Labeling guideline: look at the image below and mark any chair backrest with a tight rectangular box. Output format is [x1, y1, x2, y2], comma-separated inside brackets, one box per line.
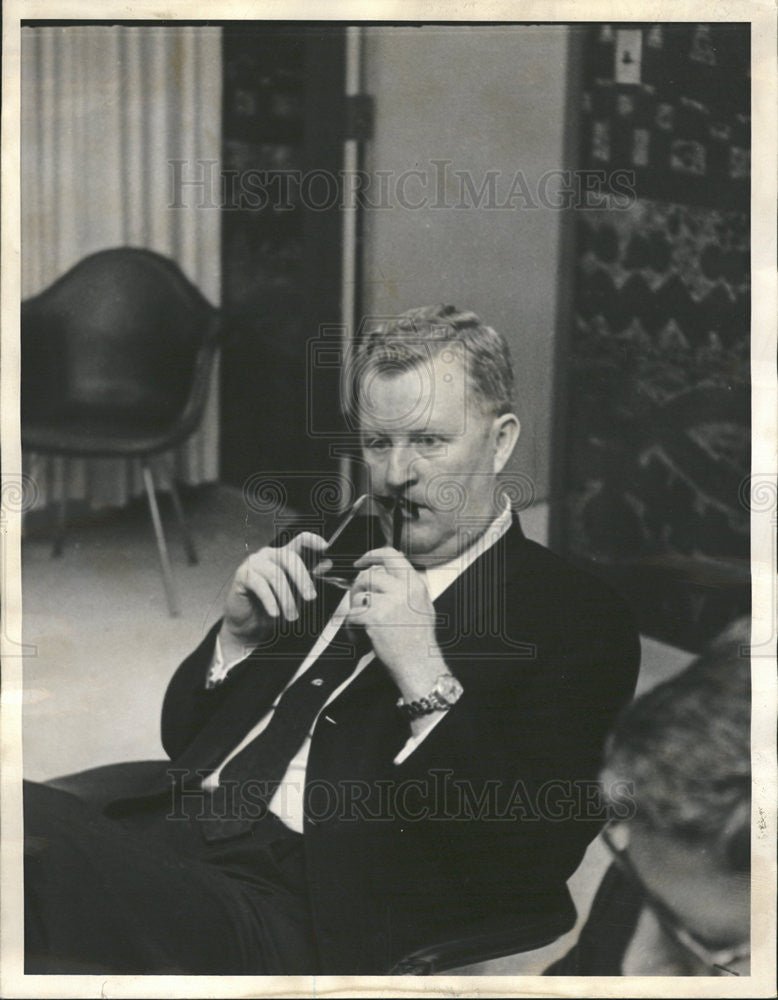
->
[22, 248, 218, 424]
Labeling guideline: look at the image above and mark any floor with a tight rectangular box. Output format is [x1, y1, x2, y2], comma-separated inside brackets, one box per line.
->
[19, 484, 695, 975]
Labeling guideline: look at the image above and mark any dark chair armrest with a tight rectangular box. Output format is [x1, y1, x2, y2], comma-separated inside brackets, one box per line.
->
[390, 896, 577, 975]
[46, 760, 170, 812]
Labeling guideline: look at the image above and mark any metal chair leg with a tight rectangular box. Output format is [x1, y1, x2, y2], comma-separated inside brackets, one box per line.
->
[52, 456, 68, 557]
[168, 478, 198, 565]
[142, 463, 179, 617]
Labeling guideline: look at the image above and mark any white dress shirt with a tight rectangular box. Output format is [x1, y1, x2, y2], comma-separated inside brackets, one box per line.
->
[202, 505, 513, 832]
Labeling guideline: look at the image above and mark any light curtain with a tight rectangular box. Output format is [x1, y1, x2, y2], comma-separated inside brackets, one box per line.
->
[21, 24, 222, 510]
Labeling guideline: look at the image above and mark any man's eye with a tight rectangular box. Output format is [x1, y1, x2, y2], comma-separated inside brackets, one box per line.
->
[414, 435, 442, 450]
[364, 437, 389, 451]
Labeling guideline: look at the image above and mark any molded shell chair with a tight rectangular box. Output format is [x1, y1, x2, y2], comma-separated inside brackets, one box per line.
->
[22, 247, 220, 615]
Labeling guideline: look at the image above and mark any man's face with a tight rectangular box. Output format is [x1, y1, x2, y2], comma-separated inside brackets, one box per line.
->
[357, 352, 508, 565]
[612, 820, 750, 976]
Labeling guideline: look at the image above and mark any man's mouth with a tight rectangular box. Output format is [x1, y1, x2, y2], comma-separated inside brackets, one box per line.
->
[396, 496, 422, 519]
[375, 495, 424, 520]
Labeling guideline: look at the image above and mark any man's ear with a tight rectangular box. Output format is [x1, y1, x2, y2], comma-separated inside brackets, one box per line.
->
[491, 413, 520, 474]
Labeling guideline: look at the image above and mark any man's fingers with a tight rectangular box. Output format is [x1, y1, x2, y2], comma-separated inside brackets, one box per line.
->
[311, 557, 333, 578]
[353, 547, 410, 574]
[289, 531, 329, 554]
[351, 566, 392, 596]
[273, 547, 317, 602]
[226, 534, 328, 629]
[345, 584, 377, 619]
[240, 574, 280, 619]
[344, 599, 372, 624]
[246, 558, 299, 621]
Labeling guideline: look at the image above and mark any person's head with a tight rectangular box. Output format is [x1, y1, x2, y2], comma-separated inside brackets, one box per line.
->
[601, 618, 751, 974]
[352, 305, 520, 565]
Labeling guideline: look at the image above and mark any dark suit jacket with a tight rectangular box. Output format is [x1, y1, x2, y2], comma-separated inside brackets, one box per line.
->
[122, 515, 640, 973]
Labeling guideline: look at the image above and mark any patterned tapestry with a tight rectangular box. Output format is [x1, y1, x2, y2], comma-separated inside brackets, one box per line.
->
[557, 24, 750, 651]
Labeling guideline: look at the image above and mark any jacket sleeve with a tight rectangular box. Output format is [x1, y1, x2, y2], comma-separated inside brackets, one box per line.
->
[160, 617, 281, 761]
[396, 573, 639, 774]
[388, 575, 641, 889]
[160, 619, 225, 759]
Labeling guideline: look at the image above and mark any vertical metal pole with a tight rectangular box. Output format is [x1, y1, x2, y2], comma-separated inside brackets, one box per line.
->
[548, 26, 585, 554]
[168, 475, 199, 565]
[142, 462, 179, 617]
[338, 25, 363, 510]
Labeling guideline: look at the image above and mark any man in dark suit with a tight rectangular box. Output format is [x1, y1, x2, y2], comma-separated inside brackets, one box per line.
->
[25, 305, 640, 974]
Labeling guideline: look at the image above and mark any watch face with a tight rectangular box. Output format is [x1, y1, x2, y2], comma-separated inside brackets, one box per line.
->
[436, 674, 463, 704]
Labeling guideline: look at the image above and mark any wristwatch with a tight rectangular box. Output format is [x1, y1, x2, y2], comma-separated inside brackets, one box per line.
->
[397, 673, 464, 720]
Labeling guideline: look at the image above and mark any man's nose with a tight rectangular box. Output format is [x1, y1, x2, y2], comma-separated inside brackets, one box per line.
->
[385, 444, 418, 492]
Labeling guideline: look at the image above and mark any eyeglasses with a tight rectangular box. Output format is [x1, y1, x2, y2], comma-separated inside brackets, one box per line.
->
[601, 822, 750, 976]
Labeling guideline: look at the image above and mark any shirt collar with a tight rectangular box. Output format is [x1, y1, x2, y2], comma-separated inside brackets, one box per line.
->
[422, 504, 514, 602]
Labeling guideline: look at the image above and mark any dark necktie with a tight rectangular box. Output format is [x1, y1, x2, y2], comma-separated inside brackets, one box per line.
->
[198, 622, 370, 842]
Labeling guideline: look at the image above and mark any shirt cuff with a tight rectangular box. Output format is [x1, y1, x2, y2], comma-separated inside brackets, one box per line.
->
[205, 632, 245, 689]
[392, 710, 449, 765]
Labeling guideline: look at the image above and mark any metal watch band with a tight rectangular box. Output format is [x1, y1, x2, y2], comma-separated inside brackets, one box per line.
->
[396, 674, 463, 720]
[396, 693, 449, 720]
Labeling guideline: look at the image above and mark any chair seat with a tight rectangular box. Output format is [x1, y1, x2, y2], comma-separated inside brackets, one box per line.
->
[23, 409, 185, 458]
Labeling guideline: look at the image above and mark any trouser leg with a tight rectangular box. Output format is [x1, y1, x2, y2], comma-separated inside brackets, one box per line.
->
[24, 781, 315, 975]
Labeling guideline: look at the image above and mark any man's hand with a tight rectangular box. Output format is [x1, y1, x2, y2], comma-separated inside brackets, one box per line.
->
[220, 532, 329, 660]
[347, 547, 448, 704]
